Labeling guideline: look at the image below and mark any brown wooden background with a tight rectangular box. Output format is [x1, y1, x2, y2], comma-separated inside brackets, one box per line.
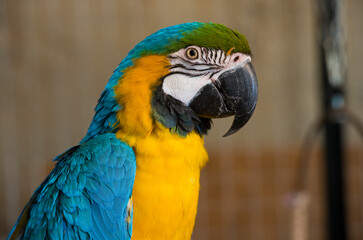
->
[1, 0, 363, 239]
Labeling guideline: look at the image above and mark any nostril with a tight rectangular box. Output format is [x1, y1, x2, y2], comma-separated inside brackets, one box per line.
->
[233, 56, 240, 62]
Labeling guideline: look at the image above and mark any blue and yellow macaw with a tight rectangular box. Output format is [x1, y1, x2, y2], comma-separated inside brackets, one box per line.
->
[8, 22, 258, 240]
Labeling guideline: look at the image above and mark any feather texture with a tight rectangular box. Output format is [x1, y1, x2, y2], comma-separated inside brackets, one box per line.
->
[8, 134, 136, 240]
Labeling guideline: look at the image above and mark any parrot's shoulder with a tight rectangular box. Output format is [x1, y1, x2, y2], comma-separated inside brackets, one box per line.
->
[8, 133, 136, 240]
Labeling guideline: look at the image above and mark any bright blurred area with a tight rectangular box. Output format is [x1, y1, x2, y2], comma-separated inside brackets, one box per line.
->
[0, 0, 363, 239]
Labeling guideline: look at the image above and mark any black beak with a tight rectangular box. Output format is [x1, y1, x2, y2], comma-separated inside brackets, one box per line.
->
[189, 62, 258, 137]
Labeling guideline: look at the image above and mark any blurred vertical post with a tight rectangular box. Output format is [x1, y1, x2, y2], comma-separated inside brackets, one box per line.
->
[317, 0, 347, 240]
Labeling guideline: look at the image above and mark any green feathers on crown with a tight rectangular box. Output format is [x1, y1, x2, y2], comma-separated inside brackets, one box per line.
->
[136, 22, 251, 59]
[174, 23, 251, 55]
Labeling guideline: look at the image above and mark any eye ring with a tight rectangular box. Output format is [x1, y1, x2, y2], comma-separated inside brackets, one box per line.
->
[186, 48, 199, 60]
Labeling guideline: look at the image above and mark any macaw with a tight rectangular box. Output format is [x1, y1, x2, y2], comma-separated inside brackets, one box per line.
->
[8, 22, 258, 240]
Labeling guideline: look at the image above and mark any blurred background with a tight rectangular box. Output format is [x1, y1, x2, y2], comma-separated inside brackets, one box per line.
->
[0, 0, 362, 239]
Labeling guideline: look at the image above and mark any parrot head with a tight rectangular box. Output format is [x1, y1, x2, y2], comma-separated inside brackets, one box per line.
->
[83, 22, 258, 143]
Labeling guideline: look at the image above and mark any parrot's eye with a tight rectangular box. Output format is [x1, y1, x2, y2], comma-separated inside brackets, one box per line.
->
[186, 48, 199, 60]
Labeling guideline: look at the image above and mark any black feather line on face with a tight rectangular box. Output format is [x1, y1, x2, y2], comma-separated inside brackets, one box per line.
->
[151, 85, 211, 137]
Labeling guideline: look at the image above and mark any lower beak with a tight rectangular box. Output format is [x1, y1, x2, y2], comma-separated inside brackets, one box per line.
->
[189, 62, 258, 137]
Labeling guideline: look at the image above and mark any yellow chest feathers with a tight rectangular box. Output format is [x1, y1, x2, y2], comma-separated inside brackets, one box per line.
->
[126, 130, 208, 240]
[114, 55, 209, 239]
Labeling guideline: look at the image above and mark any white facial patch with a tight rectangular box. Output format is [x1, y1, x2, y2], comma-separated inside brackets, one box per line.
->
[162, 74, 211, 105]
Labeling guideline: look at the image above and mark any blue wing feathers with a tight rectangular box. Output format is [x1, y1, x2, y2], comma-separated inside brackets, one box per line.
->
[8, 133, 136, 240]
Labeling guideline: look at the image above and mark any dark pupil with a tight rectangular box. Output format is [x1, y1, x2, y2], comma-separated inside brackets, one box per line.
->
[189, 50, 196, 57]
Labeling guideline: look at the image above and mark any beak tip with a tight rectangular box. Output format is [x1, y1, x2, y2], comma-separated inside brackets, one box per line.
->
[222, 105, 257, 137]
[222, 129, 236, 137]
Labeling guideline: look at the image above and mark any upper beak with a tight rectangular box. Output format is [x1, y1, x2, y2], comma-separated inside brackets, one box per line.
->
[189, 61, 258, 136]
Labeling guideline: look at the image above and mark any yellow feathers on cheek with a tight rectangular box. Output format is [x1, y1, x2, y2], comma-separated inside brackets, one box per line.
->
[114, 55, 170, 137]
